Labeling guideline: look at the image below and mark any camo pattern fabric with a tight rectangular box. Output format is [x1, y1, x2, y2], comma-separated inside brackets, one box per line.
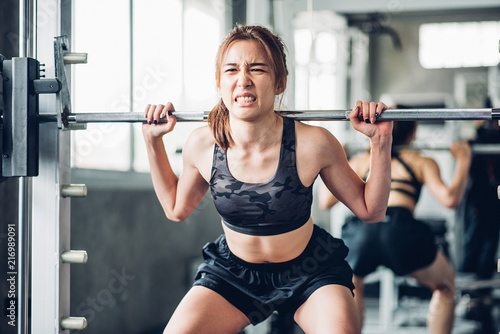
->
[209, 117, 313, 236]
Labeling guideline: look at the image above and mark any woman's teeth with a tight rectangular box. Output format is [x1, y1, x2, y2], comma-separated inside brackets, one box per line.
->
[236, 96, 256, 103]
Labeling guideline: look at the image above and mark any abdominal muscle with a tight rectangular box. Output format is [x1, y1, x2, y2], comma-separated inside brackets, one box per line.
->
[222, 217, 315, 264]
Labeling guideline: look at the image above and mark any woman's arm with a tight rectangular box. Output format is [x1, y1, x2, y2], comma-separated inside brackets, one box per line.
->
[143, 103, 209, 222]
[318, 179, 340, 210]
[319, 101, 393, 223]
[421, 142, 471, 208]
[318, 154, 369, 210]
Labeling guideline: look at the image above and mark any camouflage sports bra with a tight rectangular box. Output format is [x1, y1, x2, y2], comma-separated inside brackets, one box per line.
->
[209, 117, 314, 236]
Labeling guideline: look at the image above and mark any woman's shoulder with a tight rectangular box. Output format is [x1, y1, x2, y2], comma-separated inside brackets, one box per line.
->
[293, 121, 346, 167]
[294, 121, 339, 145]
[399, 150, 434, 164]
[188, 125, 213, 140]
[398, 150, 438, 179]
[184, 126, 215, 152]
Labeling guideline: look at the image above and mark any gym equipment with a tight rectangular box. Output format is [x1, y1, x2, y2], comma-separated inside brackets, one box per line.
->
[37, 107, 500, 125]
[2, 89, 500, 178]
[0, 34, 86, 178]
[343, 143, 500, 155]
[395, 143, 500, 154]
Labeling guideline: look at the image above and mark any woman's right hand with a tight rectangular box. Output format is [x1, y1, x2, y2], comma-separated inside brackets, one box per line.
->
[142, 102, 178, 141]
[348, 101, 393, 140]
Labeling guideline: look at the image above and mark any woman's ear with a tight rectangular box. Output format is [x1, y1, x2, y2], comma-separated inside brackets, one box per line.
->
[275, 80, 285, 95]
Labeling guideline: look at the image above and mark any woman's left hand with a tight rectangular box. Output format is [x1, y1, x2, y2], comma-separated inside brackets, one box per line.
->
[348, 100, 393, 138]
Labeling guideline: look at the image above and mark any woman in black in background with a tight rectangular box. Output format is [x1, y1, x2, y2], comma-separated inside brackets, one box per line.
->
[320, 118, 471, 334]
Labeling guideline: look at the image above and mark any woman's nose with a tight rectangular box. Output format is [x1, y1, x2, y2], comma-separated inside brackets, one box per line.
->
[237, 71, 251, 88]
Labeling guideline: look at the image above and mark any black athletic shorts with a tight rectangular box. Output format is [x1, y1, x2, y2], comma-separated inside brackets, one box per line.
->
[193, 224, 354, 325]
[341, 206, 438, 277]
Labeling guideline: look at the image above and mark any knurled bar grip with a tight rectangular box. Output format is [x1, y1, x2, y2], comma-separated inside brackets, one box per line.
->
[36, 108, 500, 124]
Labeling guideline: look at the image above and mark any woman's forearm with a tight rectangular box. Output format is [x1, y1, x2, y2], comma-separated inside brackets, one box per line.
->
[446, 159, 471, 208]
[363, 135, 393, 222]
[145, 136, 180, 219]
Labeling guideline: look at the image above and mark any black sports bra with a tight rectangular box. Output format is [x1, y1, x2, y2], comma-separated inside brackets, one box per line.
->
[209, 117, 313, 236]
[364, 154, 422, 202]
[390, 155, 422, 202]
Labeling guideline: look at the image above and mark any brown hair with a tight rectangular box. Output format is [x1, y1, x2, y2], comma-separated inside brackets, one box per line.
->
[391, 105, 417, 156]
[208, 25, 289, 150]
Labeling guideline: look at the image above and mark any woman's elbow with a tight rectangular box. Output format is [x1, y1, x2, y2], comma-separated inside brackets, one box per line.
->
[439, 191, 462, 209]
[441, 198, 460, 209]
[358, 210, 386, 224]
[163, 209, 188, 222]
[166, 215, 185, 223]
[363, 216, 384, 224]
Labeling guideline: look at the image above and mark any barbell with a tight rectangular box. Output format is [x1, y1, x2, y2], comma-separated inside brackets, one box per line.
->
[344, 143, 500, 155]
[3, 107, 500, 179]
[37, 107, 500, 124]
[3, 107, 496, 179]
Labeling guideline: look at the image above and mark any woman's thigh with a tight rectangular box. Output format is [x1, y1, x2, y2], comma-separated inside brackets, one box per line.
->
[164, 286, 250, 334]
[294, 285, 361, 334]
[409, 250, 455, 290]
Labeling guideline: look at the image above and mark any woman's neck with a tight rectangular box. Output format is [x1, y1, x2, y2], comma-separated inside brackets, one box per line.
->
[229, 113, 282, 151]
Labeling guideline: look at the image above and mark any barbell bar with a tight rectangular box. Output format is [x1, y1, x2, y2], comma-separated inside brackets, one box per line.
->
[35, 107, 500, 124]
[35, 110, 500, 154]
[345, 143, 500, 155]
[3, 107, 500, 179]
[396, 143, 500, 154]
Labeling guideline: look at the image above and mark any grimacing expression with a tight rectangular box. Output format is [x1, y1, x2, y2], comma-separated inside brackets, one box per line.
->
[218, 40, 279, 120]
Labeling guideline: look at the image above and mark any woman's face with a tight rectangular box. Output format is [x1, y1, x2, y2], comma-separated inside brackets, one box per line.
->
[218, 40, 278, 121]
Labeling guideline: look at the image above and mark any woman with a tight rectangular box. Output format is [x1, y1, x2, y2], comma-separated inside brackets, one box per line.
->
[320, 120, 471, 334]
[143, 25, 393, 334]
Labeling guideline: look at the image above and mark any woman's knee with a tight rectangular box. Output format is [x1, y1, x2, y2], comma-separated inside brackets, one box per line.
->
[353, 275, 364, 289]
[294, 285, 360, 333]
[412, 251, 454, 287]
[435, 257, 455, 292]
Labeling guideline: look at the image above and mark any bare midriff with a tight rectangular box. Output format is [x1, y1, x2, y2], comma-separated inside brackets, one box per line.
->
[222, 217, 314, 264]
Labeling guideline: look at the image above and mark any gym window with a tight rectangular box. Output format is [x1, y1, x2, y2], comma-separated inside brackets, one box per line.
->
[419, 21, 500, 69]
[71, 0, 226, 173]
[293, 10, 348, 111]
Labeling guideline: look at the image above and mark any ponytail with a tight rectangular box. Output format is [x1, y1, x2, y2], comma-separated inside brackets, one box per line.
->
[208, 98, 233, 151]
